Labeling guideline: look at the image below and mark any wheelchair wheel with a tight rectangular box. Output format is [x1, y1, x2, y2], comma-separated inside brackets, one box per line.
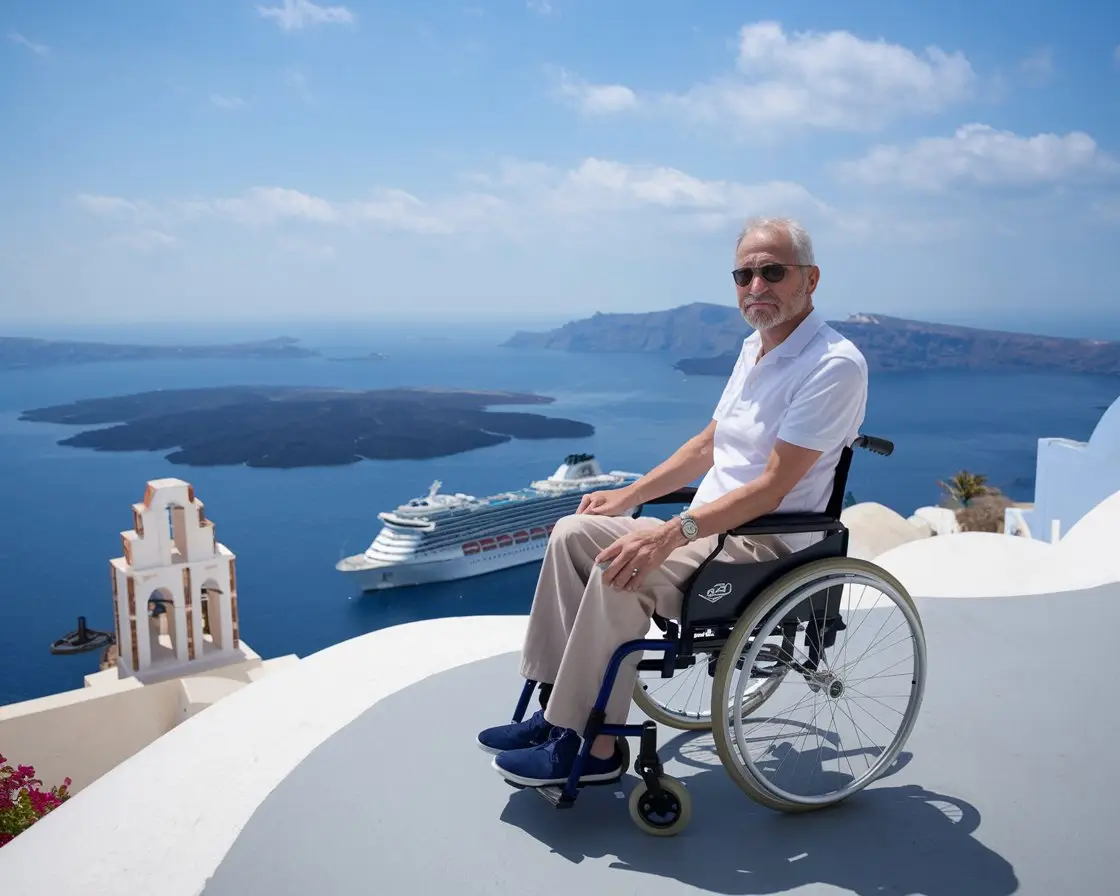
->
[627, 774, 692, 836]
[634, 648, 787, 731]
[711, 557, 926, 813]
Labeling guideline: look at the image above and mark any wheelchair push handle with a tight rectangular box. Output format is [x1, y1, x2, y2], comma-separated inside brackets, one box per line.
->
[855, 434, 894, 456]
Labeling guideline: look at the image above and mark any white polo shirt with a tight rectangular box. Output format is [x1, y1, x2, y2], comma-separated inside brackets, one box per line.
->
[690, 308, 868, 517]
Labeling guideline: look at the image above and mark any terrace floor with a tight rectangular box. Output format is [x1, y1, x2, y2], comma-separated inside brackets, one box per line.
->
[201, 584, 1120, 896]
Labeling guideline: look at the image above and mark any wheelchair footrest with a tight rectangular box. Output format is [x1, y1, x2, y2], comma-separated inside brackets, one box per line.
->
[535, 785, 576, 808]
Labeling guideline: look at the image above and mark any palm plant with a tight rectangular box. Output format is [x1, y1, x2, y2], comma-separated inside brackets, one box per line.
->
[937, 470, 991, 507]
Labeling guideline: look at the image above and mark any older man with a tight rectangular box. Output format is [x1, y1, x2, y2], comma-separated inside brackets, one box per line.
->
[478, 216, 869, 788]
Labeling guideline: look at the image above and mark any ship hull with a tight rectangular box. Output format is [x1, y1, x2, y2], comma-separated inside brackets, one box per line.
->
[339, 535, 550, 591]
[337, 456, 645, 593]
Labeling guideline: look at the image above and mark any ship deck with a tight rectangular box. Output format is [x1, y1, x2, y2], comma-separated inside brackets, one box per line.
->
[388, 474, 644, 519]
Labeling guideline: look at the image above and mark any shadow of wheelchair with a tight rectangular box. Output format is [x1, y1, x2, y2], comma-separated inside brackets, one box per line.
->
[498, 726, 1018, 896]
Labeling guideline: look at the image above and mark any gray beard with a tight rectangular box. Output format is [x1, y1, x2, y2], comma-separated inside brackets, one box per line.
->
[740, 284, 810, 331]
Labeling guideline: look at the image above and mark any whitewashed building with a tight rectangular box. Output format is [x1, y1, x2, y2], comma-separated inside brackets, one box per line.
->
[1006, 393, 1120, 542]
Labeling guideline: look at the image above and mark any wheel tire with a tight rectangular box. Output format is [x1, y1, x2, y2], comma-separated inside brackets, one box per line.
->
[710, 556, 926, 814]
[627, 775, 693, 836]
[633, 653, 786, 731]
[633, 677, 714, 731]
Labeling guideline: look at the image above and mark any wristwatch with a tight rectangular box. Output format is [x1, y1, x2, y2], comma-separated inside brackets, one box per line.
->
[678, 512, 701, 541]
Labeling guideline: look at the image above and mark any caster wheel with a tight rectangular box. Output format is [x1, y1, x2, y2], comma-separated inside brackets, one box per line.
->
[627, 775, 692, 836]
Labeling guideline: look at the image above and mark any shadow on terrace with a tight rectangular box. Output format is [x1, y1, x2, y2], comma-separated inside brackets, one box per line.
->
[500, 733, 1016, 896]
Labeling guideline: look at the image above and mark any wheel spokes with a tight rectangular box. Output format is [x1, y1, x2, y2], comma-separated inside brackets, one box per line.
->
[717, 566, 926, 809]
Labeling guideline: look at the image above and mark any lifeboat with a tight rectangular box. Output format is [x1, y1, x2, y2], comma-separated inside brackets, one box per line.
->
[462, 542, 481, 555]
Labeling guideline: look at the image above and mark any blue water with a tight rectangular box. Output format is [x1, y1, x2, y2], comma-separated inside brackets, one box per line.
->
[1, 322, 1117, 705]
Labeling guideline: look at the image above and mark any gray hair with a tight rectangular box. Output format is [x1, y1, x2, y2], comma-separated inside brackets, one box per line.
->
[735, 216, 815, 265]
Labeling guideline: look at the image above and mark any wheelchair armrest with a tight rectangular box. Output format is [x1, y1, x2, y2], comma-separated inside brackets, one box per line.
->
[639, 487, 697, 505]
[728, 511, 843, 536]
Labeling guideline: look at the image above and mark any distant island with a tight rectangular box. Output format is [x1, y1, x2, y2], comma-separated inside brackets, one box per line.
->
[329, 351, 387, 362]
[0, 335, 321, 369]
[502, 304, 1120, 376]
[19, 386, 594, 468]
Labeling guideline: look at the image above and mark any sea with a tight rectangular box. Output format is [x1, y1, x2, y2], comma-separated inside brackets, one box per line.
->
[1, 317, 1118, 706]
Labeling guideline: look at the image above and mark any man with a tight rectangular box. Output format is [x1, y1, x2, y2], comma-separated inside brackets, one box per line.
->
[477, 216, 868, 788]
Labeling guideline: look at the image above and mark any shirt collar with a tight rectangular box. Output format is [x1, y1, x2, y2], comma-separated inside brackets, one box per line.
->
[744, 308, 824, 359]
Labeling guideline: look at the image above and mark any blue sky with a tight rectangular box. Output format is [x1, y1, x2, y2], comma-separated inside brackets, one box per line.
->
[2, 0, 1119, 331]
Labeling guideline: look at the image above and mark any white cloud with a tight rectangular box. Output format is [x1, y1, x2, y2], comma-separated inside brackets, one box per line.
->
[836, 124, 1120, 190]
[111, 230, 177, 253]
[180, 187, 340, 227]
[8, 32, 48, 55]
[256, 0, 354, 31]
[527, 0, 553, 14]
[275, 236, 337, 260]
[74, 158, 832, 244]
[555, 21, 976, 137]
[1090, 196, 1120, 222]
[1019, 48, 1054, 86]
[210, 94, 245, 109]
[75, 194, 146, 216]
[554, 69, 636, 114]
[487, 158, 827, 227]
[285, 69, 311, 99]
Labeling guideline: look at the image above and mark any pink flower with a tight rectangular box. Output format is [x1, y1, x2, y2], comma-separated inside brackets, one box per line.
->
[0, 754, 71, 848]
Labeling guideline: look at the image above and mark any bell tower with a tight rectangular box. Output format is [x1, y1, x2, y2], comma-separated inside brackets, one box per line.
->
[109, 478, 242, 682]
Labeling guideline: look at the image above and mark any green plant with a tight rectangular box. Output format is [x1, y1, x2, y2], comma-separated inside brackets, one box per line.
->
[0, 753, 71, 847]
[937, 470, 992, 507]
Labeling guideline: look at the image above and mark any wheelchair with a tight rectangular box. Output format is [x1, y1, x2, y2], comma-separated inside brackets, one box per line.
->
[505, 434, 928, 836]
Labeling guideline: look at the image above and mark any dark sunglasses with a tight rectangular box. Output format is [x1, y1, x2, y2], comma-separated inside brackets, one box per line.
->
[732, 263, 809, 287]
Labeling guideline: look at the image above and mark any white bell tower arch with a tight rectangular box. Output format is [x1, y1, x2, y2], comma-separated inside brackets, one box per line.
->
[109, 478, 244, 682]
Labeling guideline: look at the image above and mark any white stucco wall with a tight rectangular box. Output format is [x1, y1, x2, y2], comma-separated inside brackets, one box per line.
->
[1021, 395, 1120, 542]
[0, 616, 530, 896]
[1054, 489, 1120, 586]
[0, 655, 298, 797]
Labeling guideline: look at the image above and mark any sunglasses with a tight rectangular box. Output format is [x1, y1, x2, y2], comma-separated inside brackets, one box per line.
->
[732, 263, 809, 287]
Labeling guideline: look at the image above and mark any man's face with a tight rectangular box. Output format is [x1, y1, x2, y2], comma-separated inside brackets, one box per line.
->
[733, 227, 818, 332]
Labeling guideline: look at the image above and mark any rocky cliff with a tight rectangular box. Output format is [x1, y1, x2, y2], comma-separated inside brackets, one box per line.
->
[502, 304, 1120, 376]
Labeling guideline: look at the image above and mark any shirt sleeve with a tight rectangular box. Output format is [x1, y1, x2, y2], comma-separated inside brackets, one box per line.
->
[778, 355, 867, 452]
[711, 346, 747, 421]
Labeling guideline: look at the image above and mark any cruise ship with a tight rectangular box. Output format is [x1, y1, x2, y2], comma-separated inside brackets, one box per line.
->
[336, 454, 643, 591]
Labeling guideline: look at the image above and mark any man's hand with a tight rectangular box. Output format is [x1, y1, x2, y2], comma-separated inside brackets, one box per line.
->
[577, 486, 637, 517]
[595, 520, 687, 591]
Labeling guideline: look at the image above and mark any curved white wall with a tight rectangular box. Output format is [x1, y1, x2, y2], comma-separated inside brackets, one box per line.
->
[0, 615, 530, 896]
[1027, 394, 1120, 543]
[1053, 489, 1120, 586]
[875, 532, 1067, 598]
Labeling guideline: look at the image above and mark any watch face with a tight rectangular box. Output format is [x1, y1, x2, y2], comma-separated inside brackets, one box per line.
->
[682, 516, 700, 539]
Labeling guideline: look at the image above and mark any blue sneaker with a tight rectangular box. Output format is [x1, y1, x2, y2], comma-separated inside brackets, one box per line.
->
[476, 709, 555, 755]
[491, 728, 624, 787]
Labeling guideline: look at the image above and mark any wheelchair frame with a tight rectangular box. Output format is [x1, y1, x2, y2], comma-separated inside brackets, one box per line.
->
[507, 433, 898, 829]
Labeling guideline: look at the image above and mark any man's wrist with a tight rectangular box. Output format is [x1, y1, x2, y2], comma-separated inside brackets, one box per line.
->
[662, 517, 690, 549]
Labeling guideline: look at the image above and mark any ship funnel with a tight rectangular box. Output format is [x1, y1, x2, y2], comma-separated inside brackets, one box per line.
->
[548, 453, 603, 481]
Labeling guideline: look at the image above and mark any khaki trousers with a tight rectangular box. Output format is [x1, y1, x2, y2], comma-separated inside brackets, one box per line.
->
[519, 512, 788, 732]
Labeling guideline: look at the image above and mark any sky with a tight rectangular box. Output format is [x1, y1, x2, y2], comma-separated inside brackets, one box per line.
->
[2, 0, 1119, 332]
